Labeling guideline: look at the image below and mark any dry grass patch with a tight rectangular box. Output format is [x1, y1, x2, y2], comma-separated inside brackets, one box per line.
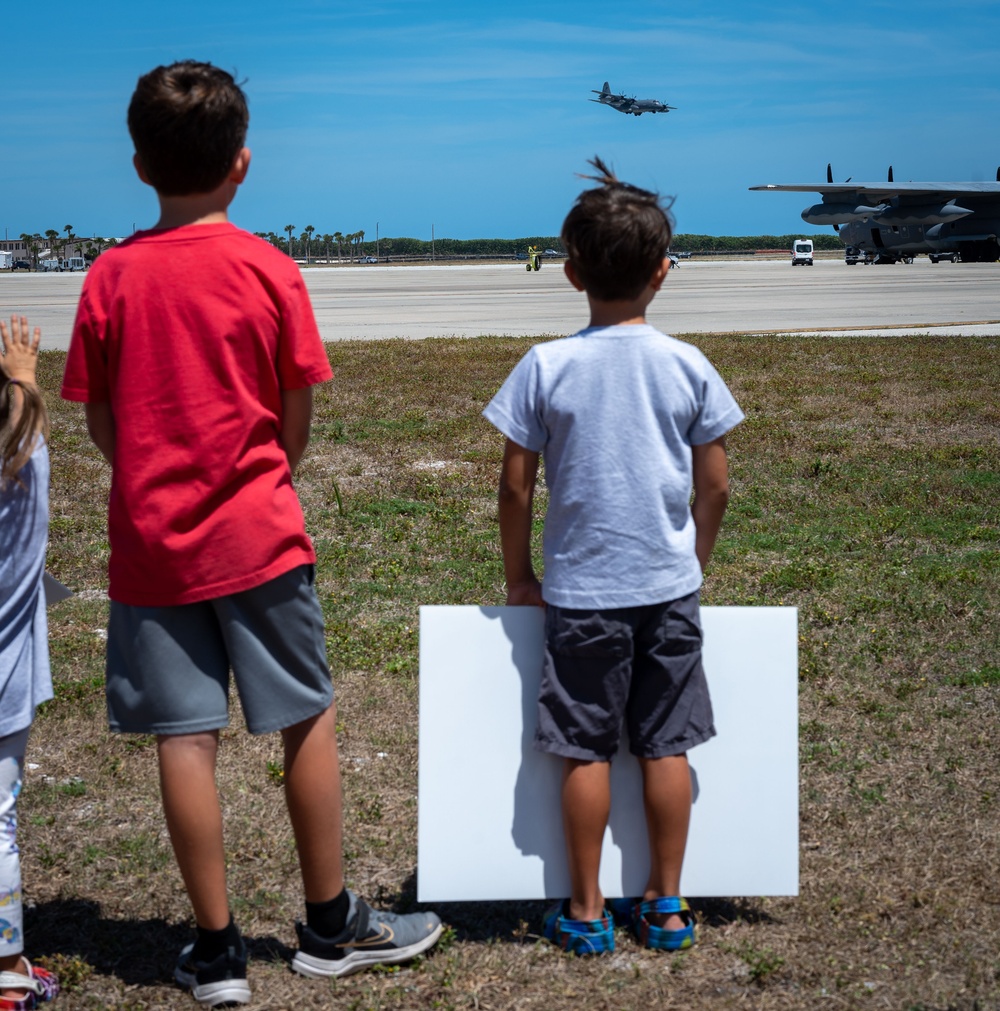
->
[23, 335, 1000, 1009]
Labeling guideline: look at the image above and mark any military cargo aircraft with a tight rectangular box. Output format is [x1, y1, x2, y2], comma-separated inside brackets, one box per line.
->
[750, 165, 1000, 263]
[590, 82, 675, 116]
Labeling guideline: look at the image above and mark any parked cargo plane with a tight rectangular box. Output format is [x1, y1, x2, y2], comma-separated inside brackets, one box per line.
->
[590, 82, 675, 116]
[751, 165, 1000, 263]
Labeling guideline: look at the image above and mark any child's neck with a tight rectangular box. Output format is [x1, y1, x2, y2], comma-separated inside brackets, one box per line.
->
[586, 293, 653, 328]
[587, 307, 648, 327]
[151, 188, 235, 230]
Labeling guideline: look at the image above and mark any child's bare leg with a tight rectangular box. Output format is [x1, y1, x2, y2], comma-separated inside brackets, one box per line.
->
[0, 955, 26, 1001]
[561, 758, 611, 921]
[157, 731, 230, 930]
[638, 753, 691, 930]
[281, 702, 344, 902]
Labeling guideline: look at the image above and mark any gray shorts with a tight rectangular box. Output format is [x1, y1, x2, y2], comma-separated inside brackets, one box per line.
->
[106, 564, 333, 736]
[534, 591, 716, 762]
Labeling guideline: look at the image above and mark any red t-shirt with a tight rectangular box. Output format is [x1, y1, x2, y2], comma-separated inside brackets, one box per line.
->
[61, 223, 333, 606]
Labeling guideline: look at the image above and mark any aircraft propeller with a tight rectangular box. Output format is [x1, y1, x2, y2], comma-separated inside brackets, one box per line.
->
[825, 164, 853, 230]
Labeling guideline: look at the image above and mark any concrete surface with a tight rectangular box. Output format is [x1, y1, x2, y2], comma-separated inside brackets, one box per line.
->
[2, 257, 998, 352]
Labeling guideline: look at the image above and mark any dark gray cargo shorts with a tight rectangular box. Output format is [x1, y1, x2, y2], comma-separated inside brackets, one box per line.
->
[534, 590, 716, 762]
[106, 564, 333, 736]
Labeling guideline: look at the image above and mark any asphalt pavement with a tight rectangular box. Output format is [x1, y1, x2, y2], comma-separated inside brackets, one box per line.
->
[3, 257, 998, 352]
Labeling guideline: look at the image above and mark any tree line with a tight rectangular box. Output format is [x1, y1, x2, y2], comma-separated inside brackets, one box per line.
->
[10, 227, 841, 267]
[254, 231, 843, 259]
[14, 227, 119, 266]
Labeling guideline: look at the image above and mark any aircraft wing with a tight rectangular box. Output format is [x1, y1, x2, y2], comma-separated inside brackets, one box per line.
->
[751, 172, 1000, 262]
[750, 181, 1000, 197]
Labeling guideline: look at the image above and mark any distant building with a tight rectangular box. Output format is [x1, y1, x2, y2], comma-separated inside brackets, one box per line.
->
[1, 236, 122, 265]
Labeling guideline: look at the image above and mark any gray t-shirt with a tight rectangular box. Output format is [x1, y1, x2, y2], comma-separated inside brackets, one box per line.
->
[0, 442, 53, 738]
[483, 325, 744, 609]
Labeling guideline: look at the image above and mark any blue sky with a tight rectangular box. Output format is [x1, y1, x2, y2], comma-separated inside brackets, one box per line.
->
[4, 1, 999, 242]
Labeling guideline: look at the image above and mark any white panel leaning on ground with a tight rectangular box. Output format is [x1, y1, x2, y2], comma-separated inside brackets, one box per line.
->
[418, 605, 798, 902]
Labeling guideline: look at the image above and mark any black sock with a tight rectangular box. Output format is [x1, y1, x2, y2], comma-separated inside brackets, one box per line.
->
[306, 889, 351, 938]
[191, 916, 241, 963]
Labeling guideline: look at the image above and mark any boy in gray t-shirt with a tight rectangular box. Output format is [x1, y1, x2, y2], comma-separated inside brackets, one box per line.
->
[483, 158, 744, 956]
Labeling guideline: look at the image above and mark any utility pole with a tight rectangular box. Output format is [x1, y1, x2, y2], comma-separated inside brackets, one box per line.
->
[376, 221, 379, 262]
[432, 224, 435, 262]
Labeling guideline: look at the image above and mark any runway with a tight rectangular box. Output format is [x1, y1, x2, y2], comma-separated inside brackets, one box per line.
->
[3, 257, 999, 352]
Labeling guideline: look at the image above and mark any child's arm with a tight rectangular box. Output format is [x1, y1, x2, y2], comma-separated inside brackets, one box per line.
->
[281, 386, 313, 474]
[84, 402, 116, 465]
[498, 438, 543, 607]
[691, 435, 731, 573]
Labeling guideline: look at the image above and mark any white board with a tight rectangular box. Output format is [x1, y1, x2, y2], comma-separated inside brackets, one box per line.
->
[418, 605, 798, 900]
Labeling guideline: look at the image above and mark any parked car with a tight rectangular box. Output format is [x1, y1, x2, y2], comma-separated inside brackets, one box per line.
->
[928, 251, 958, 263]
[844, 246, 864, 265]
[12, 259, 31, 271]
[360, 256, 378, 263]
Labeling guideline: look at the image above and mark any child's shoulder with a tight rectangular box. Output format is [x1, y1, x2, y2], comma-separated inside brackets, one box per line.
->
[88, 224, 299, 282]
[532, 324, 708, 366]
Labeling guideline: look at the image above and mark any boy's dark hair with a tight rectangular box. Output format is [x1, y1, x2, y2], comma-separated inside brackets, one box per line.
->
[561, 156, 674, 302]
[128, 61, 249, 196]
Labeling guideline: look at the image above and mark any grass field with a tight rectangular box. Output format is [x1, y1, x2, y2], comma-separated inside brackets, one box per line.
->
[23, 333, 1000, 1010]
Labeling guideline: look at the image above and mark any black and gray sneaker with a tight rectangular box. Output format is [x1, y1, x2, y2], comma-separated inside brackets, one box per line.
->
[174, 938, 251, 1007]
[292, 891, 443, 978]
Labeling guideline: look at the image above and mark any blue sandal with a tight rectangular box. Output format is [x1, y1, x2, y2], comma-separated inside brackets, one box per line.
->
[609, 896, 696, 951]
[542, 901, 615, 955]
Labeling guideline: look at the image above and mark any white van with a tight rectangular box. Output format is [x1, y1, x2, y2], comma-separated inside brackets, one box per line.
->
[62, 257, 87, 271]
[40, 259, 62, 272]
[791, 239, 814, 266]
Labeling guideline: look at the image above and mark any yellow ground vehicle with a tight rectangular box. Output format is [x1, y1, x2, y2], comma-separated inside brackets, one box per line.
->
[526, 246, 541, 271]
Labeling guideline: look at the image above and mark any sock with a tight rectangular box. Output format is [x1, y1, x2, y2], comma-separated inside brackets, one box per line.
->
[190, 916, 241, 963]
[306, 889, 351, 938]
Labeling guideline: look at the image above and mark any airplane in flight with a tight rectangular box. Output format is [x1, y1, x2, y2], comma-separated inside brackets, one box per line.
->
[590, 82, 675, 117]
[751, 165, 1000, 263]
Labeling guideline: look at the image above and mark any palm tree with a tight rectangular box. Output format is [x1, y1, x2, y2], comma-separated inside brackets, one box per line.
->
[333, 231, 343, 263]
[63, 224, 76, 258]
[321, 233, 333, 263]
[303, 225, 315, 264]
[284, 224, 296, 257]
[44, 229, 59, 260]
[19, 233, 37, 268]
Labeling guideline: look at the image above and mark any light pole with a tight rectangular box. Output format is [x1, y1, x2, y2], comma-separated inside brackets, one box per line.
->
[376, 221, 379, 262]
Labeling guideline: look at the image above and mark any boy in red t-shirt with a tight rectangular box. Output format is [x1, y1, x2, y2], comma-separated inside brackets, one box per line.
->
[61, 61, 441, 1007]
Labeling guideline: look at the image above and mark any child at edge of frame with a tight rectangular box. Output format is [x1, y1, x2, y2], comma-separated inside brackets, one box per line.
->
[59, 61, 441, 1007]
[482, 156, 745, 956]
[1, 317, 60, 1011]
